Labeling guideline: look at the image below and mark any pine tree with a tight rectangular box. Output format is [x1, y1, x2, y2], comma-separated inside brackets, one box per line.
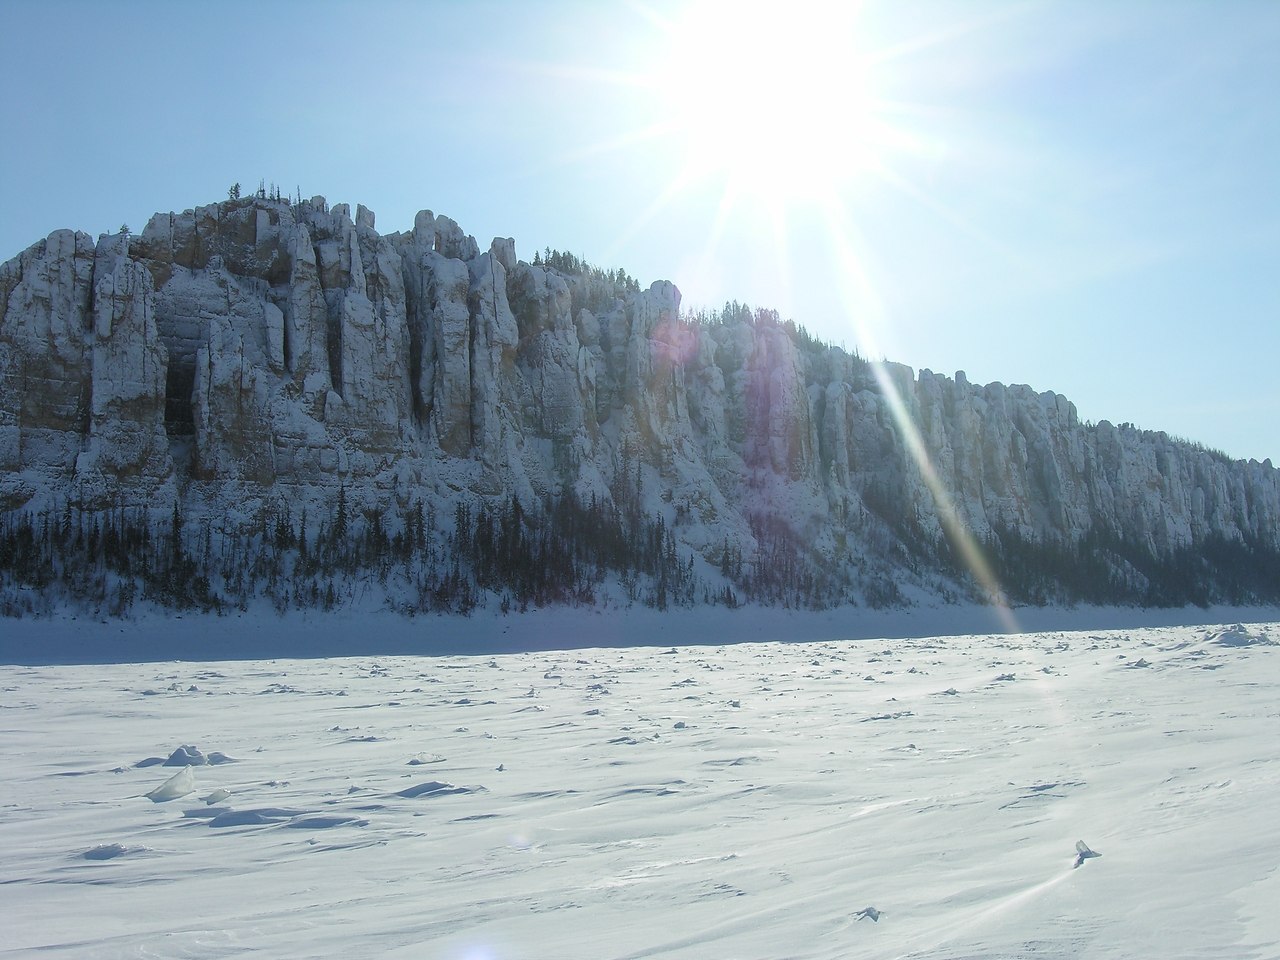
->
[333, 485, 349, 544]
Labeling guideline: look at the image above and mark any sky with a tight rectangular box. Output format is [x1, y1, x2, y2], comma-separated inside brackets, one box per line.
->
[2, 0, 1278, 462]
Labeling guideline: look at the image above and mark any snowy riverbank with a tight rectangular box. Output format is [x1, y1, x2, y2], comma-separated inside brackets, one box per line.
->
[4, 602, 1280, 664]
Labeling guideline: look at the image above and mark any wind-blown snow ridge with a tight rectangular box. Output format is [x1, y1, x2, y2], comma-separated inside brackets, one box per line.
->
[2, 193, 1278, 615]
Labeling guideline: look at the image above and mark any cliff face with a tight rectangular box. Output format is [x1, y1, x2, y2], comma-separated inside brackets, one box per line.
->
[2, 194, 1277, 609]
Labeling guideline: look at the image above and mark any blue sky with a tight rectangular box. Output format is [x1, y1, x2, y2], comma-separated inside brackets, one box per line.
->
[2, 0, 1277, 461]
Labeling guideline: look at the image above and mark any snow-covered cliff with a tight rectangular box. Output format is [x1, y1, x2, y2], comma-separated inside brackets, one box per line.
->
[2, 194, 1277, 612]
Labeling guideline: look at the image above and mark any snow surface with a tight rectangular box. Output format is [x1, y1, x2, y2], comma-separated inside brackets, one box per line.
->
[2, 612, 1280, 958]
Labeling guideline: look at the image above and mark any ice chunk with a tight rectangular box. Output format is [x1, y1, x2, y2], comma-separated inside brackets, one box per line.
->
[1074, 840, 1101, 867]
[146, 766, 195, 803]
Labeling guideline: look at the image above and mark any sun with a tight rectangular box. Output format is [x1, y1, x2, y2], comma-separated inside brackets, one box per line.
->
[654, 2, 891, 207]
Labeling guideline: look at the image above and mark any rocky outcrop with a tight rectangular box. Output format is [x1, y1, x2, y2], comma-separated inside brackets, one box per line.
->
[76, 237, 173, 505]
[1, 193, 1277, 606]
[0, 229, 96, 508]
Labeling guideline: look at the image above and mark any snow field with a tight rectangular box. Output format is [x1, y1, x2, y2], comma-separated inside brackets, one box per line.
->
[1, 622, 1278, 959]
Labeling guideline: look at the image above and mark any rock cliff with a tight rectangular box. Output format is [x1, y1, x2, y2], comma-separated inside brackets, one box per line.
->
[2, 194, 1277, 612]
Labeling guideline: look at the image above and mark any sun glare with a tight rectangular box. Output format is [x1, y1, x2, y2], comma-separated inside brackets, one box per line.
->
[580, 4, 1018, 621]
[656, 2, 887, 205]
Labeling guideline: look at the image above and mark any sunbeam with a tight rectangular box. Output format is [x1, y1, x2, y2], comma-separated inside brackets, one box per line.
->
[870, 357, 1021, 634]
[821, 201, 1021, 632]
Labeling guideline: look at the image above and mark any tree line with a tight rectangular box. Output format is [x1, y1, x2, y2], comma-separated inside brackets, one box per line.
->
[4, 480, 1276, 619]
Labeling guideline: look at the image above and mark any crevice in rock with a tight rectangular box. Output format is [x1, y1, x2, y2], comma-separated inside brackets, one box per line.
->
[164, 363, 195, 438]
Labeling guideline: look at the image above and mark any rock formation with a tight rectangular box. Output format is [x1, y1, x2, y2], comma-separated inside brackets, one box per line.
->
[2, 193, 1277, 611]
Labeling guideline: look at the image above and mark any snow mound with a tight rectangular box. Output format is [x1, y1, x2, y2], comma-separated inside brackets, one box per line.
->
[395, 781, 481, 799]
[138, 745, 238, 768]
[406, 754, 447, 766]
[82, 843, 131, 860]
[1210, 624, 1275, 647]
[208, 808, 307, 828]
[282, 815, 367, 829]
[164, 745, 206, 766]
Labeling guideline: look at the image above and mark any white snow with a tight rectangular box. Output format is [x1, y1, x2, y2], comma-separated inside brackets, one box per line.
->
[2, 611, 1279, 958]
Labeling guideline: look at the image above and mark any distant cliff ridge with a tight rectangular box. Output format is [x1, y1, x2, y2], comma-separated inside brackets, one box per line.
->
[1, 194, 1277, 615]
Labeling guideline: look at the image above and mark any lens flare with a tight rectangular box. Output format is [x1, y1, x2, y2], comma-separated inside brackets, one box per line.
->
[870, 360, 1020, 633]
[820, 203, 1020, 633]
[510, 3, 1027, 627]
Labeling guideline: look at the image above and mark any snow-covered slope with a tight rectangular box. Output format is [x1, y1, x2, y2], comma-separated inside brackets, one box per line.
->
[2, 194, 1278, 612]
[3, 619, 1278, 958]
